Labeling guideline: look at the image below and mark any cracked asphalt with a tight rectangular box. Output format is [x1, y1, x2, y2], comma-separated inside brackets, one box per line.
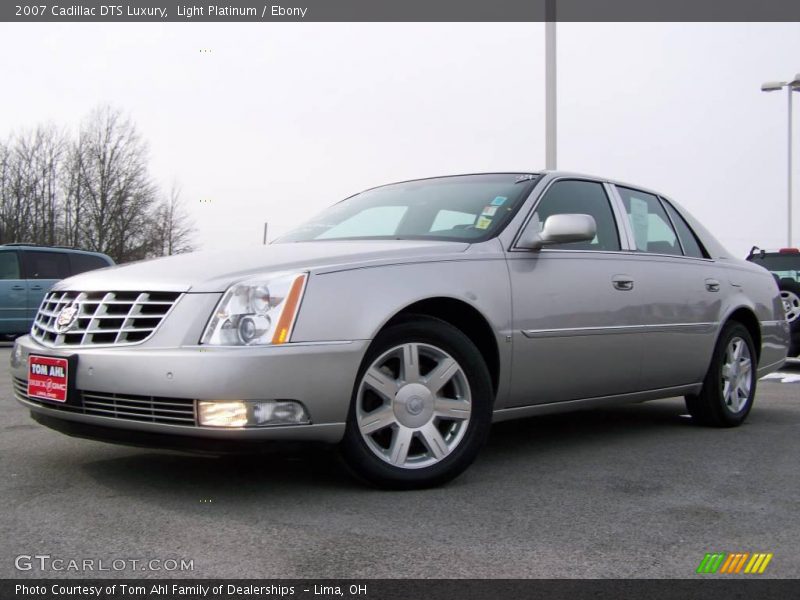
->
[1, 345, 798, 579]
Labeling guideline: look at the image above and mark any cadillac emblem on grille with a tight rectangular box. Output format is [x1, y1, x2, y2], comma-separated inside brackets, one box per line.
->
[54, 304, 80, 334]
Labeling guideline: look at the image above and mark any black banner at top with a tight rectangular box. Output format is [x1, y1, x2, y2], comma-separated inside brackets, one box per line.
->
[3, 0, 800, 22]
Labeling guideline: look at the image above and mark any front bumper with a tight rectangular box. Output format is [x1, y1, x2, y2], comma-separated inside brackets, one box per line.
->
[11, 335, 370, 445]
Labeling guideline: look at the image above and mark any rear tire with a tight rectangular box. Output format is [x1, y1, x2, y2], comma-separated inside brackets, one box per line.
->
[340, 316, 493, 489]
[685, 321, 757, 427]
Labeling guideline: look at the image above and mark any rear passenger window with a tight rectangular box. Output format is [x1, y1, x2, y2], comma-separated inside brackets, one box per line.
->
[662, 200, 707, 259]
[21, 251, 70, 279]
[616, 187, 681, 256]
[70, 254, 110, 275]
[531, 180, 620, 251]
[0, 251, 20, 279]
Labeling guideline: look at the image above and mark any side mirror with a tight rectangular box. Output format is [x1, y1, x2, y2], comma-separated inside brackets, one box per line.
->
[517, 213, 597, 250]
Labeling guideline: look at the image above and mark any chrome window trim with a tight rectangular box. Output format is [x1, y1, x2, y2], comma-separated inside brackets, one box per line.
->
[608, 185, 717, 263]
[522, 322, 718, 338]
[605, 182, 636, 251]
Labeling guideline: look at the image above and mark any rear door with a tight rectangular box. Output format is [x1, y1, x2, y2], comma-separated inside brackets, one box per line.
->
[506, 178, 644, 405]
[20, 250, 71, 321]
[0, 249, 29, 334]
[610, 186, 720, 388]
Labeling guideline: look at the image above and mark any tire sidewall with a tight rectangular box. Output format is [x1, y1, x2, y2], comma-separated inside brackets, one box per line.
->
[340, 316, 493, 489]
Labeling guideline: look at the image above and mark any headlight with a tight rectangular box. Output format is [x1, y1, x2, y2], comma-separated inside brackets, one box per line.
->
[201, 272, 307, 346]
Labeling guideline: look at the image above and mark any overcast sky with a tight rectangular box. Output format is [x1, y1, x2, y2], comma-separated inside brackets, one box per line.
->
[1, 22, 799, 256]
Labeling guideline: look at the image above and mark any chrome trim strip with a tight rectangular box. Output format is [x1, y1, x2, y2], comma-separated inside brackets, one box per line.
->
[522, 322, 718, 338]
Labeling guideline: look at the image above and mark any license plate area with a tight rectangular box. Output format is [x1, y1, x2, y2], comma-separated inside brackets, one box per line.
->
[27, 354, 76, 404]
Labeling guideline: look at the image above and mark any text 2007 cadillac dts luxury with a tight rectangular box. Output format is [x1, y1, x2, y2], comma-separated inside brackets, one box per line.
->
[10, 172, 789, 488]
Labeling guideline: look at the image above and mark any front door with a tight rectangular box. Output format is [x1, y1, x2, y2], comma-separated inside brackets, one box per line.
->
[507, 179, 643, 406]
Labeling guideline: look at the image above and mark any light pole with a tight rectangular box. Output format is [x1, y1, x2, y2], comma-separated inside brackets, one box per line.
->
[761, 74, 800, 247]
[545, 0, 557, 170]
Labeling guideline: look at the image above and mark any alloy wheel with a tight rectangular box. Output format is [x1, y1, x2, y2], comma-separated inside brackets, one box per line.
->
[720, 336, 753, 413]
[356, 342, 472, 469]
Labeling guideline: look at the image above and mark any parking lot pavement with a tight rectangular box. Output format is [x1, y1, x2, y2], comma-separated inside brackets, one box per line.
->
[1, 345, 798, 579]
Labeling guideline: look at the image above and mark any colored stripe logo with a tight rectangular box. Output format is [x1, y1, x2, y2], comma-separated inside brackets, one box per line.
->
[696, 552, 773, 574]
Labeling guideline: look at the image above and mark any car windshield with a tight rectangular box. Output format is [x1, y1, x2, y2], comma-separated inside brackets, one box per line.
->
[750, 254, 800, 283]
[276, 173, 539, 243]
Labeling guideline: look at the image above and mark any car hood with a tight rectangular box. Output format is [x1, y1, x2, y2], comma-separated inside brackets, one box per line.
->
[54, 240, 470, 293]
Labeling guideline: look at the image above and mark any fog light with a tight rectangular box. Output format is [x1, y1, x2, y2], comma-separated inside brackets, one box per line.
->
[253, 401, 309, 426]
[198, 401, 248, 427]
[197, 400, 309, 427]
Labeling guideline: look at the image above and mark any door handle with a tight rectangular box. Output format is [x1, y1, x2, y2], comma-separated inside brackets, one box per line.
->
[705, 278, 721, 292]
[612, 275, 634, 291]
[11, 285, 25, 291]
[30, 286, 43, 291]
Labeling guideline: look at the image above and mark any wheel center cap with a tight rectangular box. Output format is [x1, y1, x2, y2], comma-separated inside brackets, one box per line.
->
[407, 396, 424, 415]
[393, 383, 434, 428]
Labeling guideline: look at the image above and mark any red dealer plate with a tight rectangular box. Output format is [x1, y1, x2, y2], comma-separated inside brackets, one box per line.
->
[27, 355, 70, 403]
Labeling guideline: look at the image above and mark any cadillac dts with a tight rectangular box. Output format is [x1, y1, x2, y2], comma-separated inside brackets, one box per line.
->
[10, 172, 789, 488]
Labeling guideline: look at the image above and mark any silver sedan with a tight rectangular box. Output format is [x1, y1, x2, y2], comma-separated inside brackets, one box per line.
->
[10, 172, 789, 488]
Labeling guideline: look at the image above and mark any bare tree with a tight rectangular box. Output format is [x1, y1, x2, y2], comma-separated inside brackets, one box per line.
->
[149, 184, 196, 257]
[0, 106, 195, 261]
[0, 126, 67, 245]
[67, 106, 158, 262]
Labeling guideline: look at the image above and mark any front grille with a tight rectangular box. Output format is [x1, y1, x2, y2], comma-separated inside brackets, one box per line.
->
[13, 377, 196, 426]
[31, 290, 181, 347]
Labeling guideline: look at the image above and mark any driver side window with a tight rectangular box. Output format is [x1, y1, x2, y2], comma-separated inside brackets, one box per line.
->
[532, 180, 621, 251]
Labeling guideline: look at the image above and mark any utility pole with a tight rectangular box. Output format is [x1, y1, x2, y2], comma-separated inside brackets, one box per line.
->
[545, 0, 557, 170]
[262, 222, 268, 245]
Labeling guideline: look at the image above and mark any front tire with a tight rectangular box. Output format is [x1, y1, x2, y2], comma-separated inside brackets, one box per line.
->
[685, 321, 757, 427]
[340, 316, 493, 489]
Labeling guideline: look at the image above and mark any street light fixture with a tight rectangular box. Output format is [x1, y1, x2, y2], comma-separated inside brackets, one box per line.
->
[761, 73, 800, 247]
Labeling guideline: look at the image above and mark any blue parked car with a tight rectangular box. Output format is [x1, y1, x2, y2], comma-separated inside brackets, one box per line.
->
[0, 244, 114, 336]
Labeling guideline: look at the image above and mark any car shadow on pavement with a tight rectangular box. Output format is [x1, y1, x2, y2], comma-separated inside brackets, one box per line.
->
[78, 398, 701, 497]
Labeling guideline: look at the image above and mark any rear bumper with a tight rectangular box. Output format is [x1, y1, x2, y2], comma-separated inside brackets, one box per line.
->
[11, 335, 369, 444]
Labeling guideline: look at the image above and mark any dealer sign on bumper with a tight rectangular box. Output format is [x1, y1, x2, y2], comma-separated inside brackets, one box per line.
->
[27, 355, 69, 403]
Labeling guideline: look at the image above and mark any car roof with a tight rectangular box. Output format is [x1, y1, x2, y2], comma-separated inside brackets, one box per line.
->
[0, 244, 112, 259]
[362, 170, 672, 199]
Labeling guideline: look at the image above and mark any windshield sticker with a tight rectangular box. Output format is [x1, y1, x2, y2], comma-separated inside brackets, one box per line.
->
[475, 216, 492, 230]
[629, 196, 650, 250]
[482, 206, 498, 217]
[491, 196, 507, 206]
